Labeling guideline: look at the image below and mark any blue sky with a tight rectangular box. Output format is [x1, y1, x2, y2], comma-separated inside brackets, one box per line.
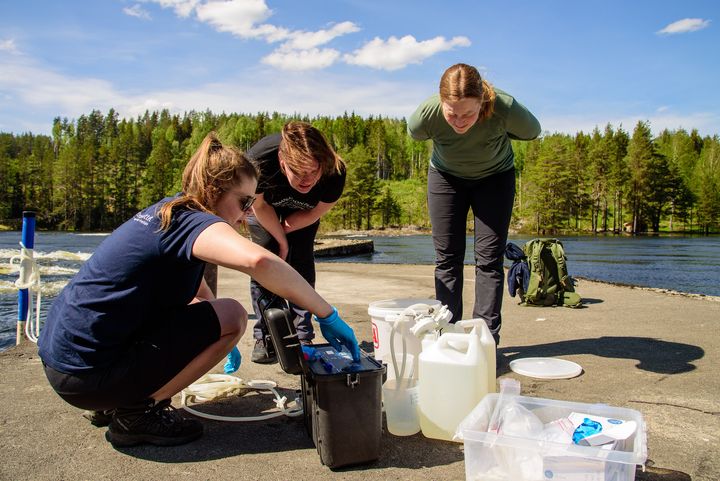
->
[1, 0, 718, 137]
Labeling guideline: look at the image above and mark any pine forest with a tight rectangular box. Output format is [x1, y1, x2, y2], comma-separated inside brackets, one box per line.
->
[1, 109, 718, 234]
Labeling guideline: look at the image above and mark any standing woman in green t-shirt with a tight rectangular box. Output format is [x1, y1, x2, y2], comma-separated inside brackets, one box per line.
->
[407, 63, 541, 346]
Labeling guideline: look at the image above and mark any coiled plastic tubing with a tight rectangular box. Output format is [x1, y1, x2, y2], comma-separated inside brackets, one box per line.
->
[181, 373, 303, 422]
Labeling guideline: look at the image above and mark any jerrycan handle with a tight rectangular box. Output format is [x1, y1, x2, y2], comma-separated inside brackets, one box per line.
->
[455, 318, 488, 332]
[437, 331, 478, 357]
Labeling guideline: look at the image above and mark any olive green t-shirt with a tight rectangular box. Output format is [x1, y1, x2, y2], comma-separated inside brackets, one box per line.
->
[407, 89, 541, 180]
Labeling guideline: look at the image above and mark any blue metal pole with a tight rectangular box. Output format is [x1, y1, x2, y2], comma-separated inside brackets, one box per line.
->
[17, 211, 36, 344]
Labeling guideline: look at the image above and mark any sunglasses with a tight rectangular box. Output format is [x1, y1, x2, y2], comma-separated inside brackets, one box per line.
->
[240, 195, 256, 213]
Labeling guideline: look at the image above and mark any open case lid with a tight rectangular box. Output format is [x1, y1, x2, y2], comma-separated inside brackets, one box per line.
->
[263, 305, 305, 375]
[264, 305, 382, 378]
[508, 357, 583, 379]
[306, 344, 384, 379]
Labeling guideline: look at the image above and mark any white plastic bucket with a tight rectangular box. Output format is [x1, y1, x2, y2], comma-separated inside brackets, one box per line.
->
[382, 378, 420, 436]
[368, 298, 441, 367]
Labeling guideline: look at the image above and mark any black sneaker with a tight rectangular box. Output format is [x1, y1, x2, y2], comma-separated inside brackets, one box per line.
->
[83, 409, 114, 427]
[251, 336, 278, 364]
[105, 399, 203, 447]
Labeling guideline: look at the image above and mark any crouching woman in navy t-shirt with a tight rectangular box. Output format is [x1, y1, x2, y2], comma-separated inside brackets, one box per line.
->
[38, 132, 360, 448]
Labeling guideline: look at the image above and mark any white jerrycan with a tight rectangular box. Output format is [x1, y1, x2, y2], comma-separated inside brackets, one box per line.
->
[418, 326, 494, 441]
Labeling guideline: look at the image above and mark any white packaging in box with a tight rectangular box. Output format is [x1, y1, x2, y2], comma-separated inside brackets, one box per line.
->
[543, 442, 618, 481]
[457, 394, 646, 481]
[568, 412, 638, 446]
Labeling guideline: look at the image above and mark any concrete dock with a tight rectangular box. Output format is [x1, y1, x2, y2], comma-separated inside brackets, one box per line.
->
[1, 262, 718, 481]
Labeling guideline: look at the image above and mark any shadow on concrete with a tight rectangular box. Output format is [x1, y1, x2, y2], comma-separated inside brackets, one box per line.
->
[636, 465, 692, 481]
[112, 387, 313, 461]
[499, 336, 703, 375]
[333, 430, 463, 472]
[113, 387, 463, 470]
[580, 297, 604, 305]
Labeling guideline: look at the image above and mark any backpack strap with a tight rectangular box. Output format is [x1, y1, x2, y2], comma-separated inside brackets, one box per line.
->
[524, 239, 545, 303]
[548, 241, 582, 307]
[548, 240, 571, 291]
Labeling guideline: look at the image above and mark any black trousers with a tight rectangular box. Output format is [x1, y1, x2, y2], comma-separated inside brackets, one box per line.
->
[427, 167, 515, 339]
[248, 215, 319, 342]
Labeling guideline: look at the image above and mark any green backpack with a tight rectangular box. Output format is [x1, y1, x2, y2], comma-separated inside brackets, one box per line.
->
[521, 238, 582, 308]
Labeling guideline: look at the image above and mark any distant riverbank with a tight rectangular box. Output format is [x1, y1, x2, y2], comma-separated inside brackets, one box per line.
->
[323, 226, 430, 237]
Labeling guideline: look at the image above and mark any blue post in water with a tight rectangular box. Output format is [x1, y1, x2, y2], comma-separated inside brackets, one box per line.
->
[17, 211, 36, 344]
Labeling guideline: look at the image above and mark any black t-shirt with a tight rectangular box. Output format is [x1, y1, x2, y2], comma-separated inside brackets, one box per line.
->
[246, 133, 346, 217]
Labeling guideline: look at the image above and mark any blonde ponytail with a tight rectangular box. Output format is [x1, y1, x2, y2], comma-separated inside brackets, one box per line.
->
[158, 132, 257, 230]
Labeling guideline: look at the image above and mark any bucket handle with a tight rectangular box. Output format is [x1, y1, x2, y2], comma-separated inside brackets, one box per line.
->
[388, 315, 407, 386]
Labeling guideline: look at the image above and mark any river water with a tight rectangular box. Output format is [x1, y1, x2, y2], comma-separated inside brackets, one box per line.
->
[1, 231, 719, 352]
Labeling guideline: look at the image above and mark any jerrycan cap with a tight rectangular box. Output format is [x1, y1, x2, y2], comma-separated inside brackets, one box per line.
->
[508, 357, 583, 379]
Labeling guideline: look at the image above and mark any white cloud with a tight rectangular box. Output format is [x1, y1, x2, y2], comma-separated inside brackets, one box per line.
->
[191, 2, 361, 71]
[194, 0, 289, 41]
[343, 35, 471, 70]
[123, 5, 152, 20]
[147, 0, 200, 18]
[0, 56, 427, 135]
[0, 59, 122, 114]
[126, 72, 426, 121]
[283, 21, 360, 50]
[146, 1, 466, 72]
[657, 18, 711, 35]
[0, 39, 20, 55]
[5, 52, 718, 138]
[262, 48, 340, 71]
[193, 2, 360, 52]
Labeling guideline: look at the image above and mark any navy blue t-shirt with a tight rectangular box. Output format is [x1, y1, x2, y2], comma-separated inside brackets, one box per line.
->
[38, 197, 224, 373]
[247, 133, 346, 217]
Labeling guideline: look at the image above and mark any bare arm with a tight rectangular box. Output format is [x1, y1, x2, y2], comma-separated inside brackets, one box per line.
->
[282, 200, 337, 234]
[191, 222, 333, 318]
[250, 193, 289, 259]
[193, 276, 216, 303]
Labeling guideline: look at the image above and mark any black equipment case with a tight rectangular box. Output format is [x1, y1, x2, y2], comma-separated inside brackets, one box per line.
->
[263, 302, 384, 469]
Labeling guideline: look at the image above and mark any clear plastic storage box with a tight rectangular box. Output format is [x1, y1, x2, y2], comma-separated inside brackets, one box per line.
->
[458, 393, 647, 481]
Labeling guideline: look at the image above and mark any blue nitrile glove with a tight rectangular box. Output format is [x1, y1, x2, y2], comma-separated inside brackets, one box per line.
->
[314, 306, 361, 362]
[301, 345, 318, 361]
[224, 346, 241, 374]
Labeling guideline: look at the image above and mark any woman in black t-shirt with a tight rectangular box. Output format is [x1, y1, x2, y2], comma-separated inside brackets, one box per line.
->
[245, 121, 346, 364]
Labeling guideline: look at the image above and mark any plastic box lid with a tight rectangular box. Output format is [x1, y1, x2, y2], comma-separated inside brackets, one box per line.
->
[307, 344, 384, 378]
[458, 393, 647, 466]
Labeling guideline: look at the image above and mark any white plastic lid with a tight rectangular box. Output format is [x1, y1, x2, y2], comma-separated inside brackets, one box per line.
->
[368, 298, 440, 317]
[508, 357, 583, 379]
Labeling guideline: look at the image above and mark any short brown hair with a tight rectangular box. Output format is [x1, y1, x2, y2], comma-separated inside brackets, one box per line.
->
[439, 63, 496, 121]
[279, 121, 344, 176]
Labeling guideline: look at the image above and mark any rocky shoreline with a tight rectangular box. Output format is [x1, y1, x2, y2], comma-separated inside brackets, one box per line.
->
[581, 278, 720, 303]
[313, 237, 374, 257]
